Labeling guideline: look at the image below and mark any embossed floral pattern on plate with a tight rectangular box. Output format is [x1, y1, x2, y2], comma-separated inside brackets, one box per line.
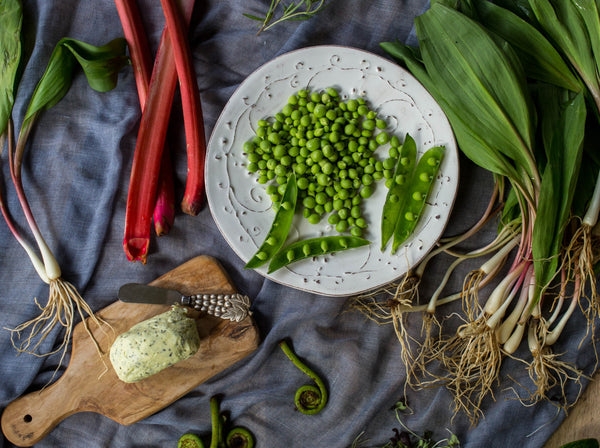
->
[206, 45, 459, 297]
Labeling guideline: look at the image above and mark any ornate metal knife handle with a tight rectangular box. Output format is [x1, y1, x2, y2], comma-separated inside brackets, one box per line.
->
[182, 293, 251, 322]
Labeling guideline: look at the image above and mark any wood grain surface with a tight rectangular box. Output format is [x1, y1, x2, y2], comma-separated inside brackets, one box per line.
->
[1, 255, 260, 447]
[544, 372, 600, 447]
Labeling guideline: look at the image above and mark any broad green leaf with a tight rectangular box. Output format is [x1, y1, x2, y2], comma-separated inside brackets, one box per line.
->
[381, 40, 521, 181]
[532, 90, 586, 300]
[0, 0, 22, 137]
[493, 0, 536, 21]
[571, 0, 600, 89]
[470, 0, 581, 92]
[63, 38, 129, 92]
[415, 4, 538, 183]
[529, 0, 600, 100]
[23, 37, 128, 127]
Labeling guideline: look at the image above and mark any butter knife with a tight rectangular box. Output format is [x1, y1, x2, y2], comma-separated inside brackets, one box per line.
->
[117, 283, 251, 322]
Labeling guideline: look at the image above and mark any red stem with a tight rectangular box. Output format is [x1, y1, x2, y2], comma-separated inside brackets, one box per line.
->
[121, 0, 195, 263]
[114, 0, 175, 237]
[0, 128, 27, 246]
[160, 0, 206, 216]
[153, 148, 175, 236]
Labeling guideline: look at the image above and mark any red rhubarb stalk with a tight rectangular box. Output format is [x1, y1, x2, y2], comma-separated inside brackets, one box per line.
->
[114, 0, 175, 237]
[154, 149, 175, 235]
[160, 0, 206, 216]
[121, 0, 195, 262]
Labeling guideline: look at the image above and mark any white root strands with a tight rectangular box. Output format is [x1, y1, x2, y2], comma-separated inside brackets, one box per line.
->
[11, 277, 107, 356]
[7, 277, 110, 382]
[522, 319, 586, 409]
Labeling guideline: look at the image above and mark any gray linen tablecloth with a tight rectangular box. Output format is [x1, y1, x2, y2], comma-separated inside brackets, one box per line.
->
[0, 1, 595, 447]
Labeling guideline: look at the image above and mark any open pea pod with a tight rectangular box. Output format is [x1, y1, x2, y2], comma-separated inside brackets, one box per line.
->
[380, 133, 417, 250]
[391, 146, 445, 253]
[245, 174, 298, 269]
[267, 235, 370, 273]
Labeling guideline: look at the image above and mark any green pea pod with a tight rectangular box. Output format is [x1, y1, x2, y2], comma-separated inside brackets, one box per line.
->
[391, 145, 445, 254]
[245, 173, 298, 269]
[380, 133, 417, 250]
[267, 235, 370, 273]
[0, 0, 22, 137]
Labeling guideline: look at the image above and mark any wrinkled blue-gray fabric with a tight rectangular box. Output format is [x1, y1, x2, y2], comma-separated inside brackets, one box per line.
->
[0, 1, 594, 447]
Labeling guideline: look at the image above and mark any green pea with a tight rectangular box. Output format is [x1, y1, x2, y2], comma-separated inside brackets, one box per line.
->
[303, 196, 316, 209]
[311, 149, 324, 162]
[326, 87, 339, 97]
[427, 156, 440, 166]
[315, 191, 328, 205]
[360, 185, 373, 198]
[376, 131, 390, 145]
[336, 220, 349, 233]
[351, 226, 363, 237]
[297, 177, 309, 189]
[395, 174, 407, 185]
[363, 119, 375, 131]
[317, 173, 330, 187]
[383, 157, 396, 170]
[308, 213, 321, 224]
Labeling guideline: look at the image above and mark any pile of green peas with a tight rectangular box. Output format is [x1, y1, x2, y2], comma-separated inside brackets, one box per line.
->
[243, 87, 400, 238]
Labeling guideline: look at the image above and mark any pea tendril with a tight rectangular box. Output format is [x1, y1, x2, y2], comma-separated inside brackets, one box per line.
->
[244, 0, 328, 35]
[279, 339, 328, 415]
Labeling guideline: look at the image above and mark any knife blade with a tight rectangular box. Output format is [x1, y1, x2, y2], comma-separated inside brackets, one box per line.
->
[117, 283, 252, 322]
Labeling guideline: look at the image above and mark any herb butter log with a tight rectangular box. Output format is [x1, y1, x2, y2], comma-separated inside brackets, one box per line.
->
[110, 306, 200, 383]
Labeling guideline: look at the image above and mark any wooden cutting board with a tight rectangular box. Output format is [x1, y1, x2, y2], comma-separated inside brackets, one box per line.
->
[1, 255, 260, 447]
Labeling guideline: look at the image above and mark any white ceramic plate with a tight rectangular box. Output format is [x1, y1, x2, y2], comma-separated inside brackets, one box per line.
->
[206, 45, 459, 297]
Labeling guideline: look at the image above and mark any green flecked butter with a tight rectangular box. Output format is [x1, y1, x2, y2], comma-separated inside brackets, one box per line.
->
[109, 306, 200, 383]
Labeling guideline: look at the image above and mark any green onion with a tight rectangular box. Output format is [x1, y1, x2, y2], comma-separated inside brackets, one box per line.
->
[0, 4, 128, 373]
[370, 0, 597, 424]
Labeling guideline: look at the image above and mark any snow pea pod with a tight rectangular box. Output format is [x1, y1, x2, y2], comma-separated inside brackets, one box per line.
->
[267, 235, 370, 273]
[380, 133, 418, 250]
[245, 173, 298, 269]
[391, 145, 445, 253]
